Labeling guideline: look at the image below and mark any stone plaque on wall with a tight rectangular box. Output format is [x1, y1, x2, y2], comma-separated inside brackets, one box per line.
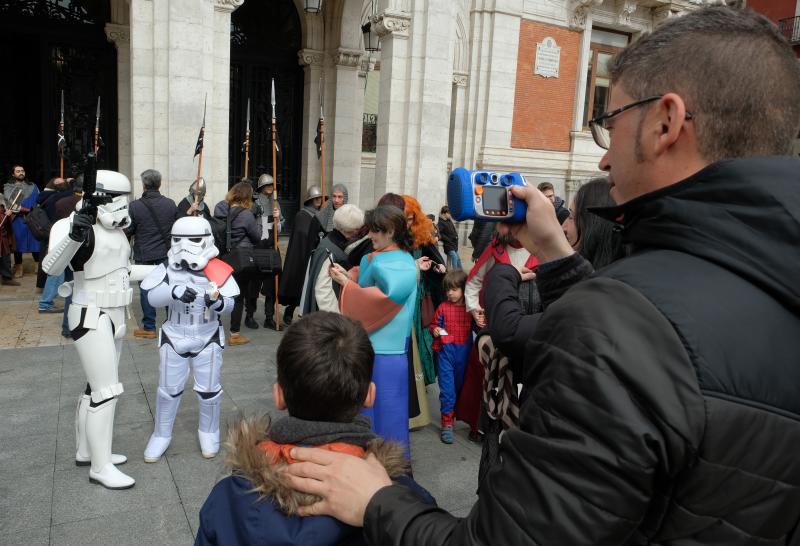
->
[534, 37, 560, 78]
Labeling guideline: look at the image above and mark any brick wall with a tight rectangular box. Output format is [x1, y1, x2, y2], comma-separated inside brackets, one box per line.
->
[511, 20, 581, 152]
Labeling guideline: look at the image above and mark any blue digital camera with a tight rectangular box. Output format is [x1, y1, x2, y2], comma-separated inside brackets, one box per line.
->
[447, 168, 528, 222]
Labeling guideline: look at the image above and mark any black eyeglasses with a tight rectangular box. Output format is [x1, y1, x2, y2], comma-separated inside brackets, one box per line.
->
[588, 95, 693, 150]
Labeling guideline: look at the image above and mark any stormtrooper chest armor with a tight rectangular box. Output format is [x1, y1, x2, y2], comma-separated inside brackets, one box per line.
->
[72, 226, 132, 309]
[165, 268, 217, 326]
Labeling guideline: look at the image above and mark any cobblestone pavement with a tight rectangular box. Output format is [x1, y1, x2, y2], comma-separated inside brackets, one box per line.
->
[0, 255, 481, 545]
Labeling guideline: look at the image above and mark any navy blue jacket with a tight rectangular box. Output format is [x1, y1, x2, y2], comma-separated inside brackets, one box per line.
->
[126, 190, 178, 262]
[196, 474, 435, 546]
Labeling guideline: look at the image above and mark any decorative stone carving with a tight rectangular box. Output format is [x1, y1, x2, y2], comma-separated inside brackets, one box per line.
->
[298, 48, 324, 67]
[617, 0, 638, 26]
[569, 0, 603, 31]
[652, 5, 682, 26]
[452, 71, 468, 87]
[214, 0, 244, 13]
[371, 9, 411, 39]
[335, 48, 363, 68]
[104, 23, 130, 45]
[359, 56, 377, 77]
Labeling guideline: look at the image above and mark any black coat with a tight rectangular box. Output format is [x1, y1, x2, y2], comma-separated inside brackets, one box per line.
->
[279, 206, 322, 306]
[363, 156, 800, 545]
[126, 190, 178, 262]
[437, 217, 458, 254]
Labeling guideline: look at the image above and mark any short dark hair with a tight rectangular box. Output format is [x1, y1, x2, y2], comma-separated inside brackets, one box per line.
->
[364, 205, 414, 252]
[537, 182, 554, 192]
[377, 192, 405, 210]
[276, 312, 374, 422]
[442, 269, 467, 292]
[140, 169, 162, 190]
[610, 6, 800, 161]
[440, 205, 449, 215]
[575, 178, 626, 269]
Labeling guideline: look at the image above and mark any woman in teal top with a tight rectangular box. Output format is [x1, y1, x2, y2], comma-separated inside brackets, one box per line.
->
[330, 206, 417, 456]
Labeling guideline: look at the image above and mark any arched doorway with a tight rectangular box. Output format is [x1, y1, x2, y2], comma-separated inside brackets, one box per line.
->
[0, 0, 117, 184]
[229, 0, 303, 228]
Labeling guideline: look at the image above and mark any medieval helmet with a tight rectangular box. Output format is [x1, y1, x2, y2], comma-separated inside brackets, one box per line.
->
[94, 170, 131, 230]
[304, 185, 322, 204]
[257, 174, 275, 191]
[167, 216, 219, 271]
[188, 178, 207, 201]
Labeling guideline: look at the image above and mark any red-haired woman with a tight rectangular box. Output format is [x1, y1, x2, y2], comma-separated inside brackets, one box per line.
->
[401, 195, 446, 427]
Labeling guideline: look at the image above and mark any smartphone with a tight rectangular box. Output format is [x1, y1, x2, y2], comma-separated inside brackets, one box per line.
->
[326, 249, 335, 268]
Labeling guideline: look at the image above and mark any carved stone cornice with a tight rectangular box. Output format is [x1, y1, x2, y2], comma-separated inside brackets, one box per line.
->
[359, 56, 377, 77]
[452, 71, 468, 87]
[214, 0, 244, 13]
[298, 48, 325, 67]
[104, 23, 130, 46]
[617, 0, 638, 26]
[335, 48, 363, 68]
[371, 9, 411, 39]
[569, 0, 603, 30]
[652, 5, 681, 25]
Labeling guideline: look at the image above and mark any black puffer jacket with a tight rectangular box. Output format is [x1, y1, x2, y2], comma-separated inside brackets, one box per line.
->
[364, 156, 800, 545]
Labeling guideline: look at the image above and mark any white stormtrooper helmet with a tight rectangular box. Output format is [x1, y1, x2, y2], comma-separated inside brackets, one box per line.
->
[168, 216, 219, 271]
[94, 170, 132, 229]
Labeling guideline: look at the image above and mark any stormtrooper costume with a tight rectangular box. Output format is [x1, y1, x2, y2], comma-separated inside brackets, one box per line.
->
[43, 170, 153, 490]
[141, 216, 238, 462]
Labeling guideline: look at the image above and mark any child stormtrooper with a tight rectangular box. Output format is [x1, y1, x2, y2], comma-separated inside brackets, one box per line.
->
[141, 216, 239, 462]
[43, 169, 153, 490]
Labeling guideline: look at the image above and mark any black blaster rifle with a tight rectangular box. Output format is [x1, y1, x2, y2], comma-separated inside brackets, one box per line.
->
[80, 153, 111, 221]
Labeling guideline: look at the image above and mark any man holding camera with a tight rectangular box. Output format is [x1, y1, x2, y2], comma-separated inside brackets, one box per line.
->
[284, 7, 800, 544]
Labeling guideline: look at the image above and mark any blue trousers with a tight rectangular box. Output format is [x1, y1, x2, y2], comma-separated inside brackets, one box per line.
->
[138, 258, 168, 331]
[446, 250, 462, 271]
[436, 342, 471, 416]
[38, 272, 64, 310]
[362, 351, 410, 458]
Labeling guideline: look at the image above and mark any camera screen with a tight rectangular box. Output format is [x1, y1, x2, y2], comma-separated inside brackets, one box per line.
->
[482, 186, 508, 216]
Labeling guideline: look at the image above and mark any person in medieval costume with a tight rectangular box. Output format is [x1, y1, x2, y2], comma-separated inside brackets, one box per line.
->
[3, 164, 41, 278]
[277, 185, 323, 325]
[299, 204, 369, 315]
[43, 169, 155, 490]
[249, 174, 284, 329]
[177, 178, 213, 221]
[314, 183, 348, 234]
[140, 216, 239, 462]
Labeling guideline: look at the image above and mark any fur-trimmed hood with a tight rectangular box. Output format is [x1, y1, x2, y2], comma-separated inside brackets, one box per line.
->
[224, 415, 409, 516]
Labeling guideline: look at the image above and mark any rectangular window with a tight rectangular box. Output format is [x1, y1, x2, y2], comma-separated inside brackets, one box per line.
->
[583, 29, 630, 127]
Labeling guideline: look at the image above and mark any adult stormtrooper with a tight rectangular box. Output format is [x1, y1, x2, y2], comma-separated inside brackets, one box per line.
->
[140, 216, 238, 462]
[43, 169, 152, 490]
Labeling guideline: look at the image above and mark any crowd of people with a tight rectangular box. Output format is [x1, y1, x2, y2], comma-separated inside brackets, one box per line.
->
[6, 5, 800, 545]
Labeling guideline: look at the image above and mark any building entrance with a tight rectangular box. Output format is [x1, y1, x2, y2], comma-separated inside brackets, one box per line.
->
[0, 0, 117, 185]
[229, 0, 304, 228]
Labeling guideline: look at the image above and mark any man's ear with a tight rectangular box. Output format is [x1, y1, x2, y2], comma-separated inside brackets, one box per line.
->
[273, 383, 287, 411]
[363, 382, 377, 409]
[653, 93, 690, 156]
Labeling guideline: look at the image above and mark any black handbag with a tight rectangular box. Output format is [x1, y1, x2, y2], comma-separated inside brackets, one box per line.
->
[253, 245, 282, 274]
[220, 208, 256, 274]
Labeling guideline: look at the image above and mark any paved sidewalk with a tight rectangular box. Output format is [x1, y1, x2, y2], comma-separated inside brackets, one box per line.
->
[0, 265, 481, 545]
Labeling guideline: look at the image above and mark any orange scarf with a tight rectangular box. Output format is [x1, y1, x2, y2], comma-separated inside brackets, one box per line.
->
[258, 440, 366, 465]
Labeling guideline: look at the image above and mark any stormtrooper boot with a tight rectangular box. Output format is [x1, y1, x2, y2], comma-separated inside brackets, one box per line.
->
[144, 388, 182, 463]
[197, 391, 222, 459]
[75, 394, 127, 466]
[86, 399, 135, 489]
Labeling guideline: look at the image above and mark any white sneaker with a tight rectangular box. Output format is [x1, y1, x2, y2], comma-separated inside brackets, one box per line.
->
[143, 435, 172, 463]
[198, 430, 219, 459]
[88, 463, 135, 490]
[76, 453, 128, 466]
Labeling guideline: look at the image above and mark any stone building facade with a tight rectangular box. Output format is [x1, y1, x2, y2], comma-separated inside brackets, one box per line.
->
[0, 0, 762, 222]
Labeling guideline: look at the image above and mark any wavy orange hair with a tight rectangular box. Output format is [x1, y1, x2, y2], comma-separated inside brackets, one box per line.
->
[402, 195, 436, 249]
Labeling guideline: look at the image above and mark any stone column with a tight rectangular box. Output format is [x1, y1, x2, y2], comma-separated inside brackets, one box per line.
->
[330, 47, 364, 206]
[105, 23, 131, 179]
[450, 71, 468, 169]
[298, 48, 325, 194]
[372, 9, 412, 201]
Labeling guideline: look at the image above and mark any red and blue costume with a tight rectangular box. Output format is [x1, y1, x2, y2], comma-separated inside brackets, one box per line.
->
[430, 301, 473, 426]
